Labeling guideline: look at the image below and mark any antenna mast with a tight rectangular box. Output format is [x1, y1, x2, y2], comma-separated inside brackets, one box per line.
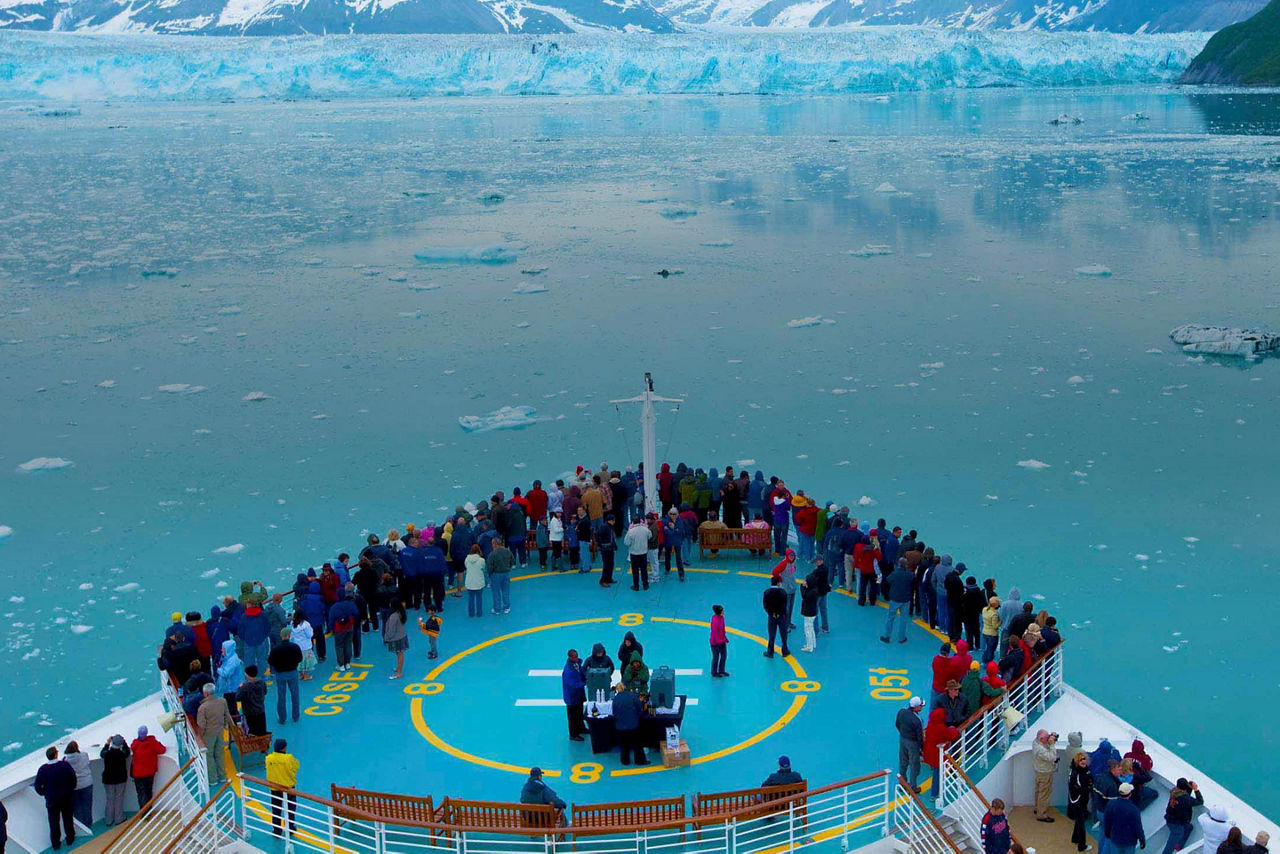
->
[611, 373, 684, 516]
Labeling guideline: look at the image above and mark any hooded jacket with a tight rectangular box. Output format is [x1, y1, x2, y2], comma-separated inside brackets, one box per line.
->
[622, 653, 649, 694]
[215, 639, 243, 695]
[1198, 807, 1232, 854]
[328, 589, 359, 634]
[585, 643, 615, 678]
[748, 472, 766, 509]
[934, 555, 954, 600]
[1164, 784, 1204, 825]
[1068, 763, 1093, 821]
[207, 605, 231, 667]
[234, 605, 269, 648]
[617, 633, 643, 668]
[300, 581, 327, 628]
[923, 708, 959, 768]
[130, 734, 167, 778]
[997, 587, 1023, 630]
[100, 738, 131, 786]
[1104, 797, 1146, 848]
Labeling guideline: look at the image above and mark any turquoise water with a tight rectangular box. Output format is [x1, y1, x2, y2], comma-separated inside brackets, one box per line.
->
[1, 88, 1279, 818]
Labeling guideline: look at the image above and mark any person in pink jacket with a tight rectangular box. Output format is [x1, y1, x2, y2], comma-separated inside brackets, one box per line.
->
[710, 605, 730, 677]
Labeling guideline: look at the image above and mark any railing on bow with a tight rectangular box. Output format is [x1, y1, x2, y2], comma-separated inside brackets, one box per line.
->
[160, 670, 210, 801]
[937, 755, 1026, 854]
[941, 645, 1065, 791]
[103, 758, 207, 853]
[240, 769, 899, 853]
[889, 777, 964, 854]
[160, 782, 240, 853]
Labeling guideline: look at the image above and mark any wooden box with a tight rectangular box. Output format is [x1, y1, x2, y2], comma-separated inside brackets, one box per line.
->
[660, 739, 691, 768]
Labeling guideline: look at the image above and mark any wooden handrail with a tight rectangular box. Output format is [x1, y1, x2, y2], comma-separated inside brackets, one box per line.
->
[159, 782, 234, 854]
[942, 754, 1027, 852]
[896, 774, 965, 854]
[102, 758, 198, 853]
[240, 769, 891, 838]
[954, 645, 1062, 733]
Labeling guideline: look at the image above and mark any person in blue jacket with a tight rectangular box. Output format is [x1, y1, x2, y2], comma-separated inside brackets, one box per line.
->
[233, 603, 271, 676]
[1104, 784, 1147, 854]
[448, 518, 476, 591]
[299, 580, 328, 662]
[981, 799, 1012, 854]
[398, 535, 427, 611]
[661, 509, 685, 581]
[207, 604, 231, 672]
[611, 682, 649, 766]
[34, 747, 77, 850]
[216, 639, 244, 717]
[421, 536, 449, 612]
[561, 649, 588, 742]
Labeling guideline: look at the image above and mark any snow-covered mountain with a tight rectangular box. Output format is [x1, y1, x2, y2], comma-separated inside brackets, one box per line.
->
[0, 0, 1263, 33]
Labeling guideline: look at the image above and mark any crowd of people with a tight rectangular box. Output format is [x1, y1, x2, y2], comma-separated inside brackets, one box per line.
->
[19, 460, 1266, 851]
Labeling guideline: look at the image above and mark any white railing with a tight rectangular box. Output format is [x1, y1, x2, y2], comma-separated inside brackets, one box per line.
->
[104, 758, 208, 853]
[889, 780, 963, 854]
[160, 670, 210, 802]
[161, 783, 241, 853]
[939, 647, 1065, 803]
[240, 770, 898, 854]
[936, 756, 1028, 854]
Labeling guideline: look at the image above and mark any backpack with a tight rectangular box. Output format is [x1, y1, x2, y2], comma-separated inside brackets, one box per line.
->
[423, 614, 441, 634]
[334, 615, 355, 634]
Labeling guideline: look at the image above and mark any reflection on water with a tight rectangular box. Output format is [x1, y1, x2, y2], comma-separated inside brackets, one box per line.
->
[1, 86, 1280, 816]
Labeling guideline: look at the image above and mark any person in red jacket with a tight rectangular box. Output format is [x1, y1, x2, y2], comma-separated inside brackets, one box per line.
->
[794, 499, 819, 562]
[526, 481, 548, 525]
[931, 643, 955, 703]
[319, 564, 340, 606]
[129, 725, 168, 807]
[923, 707, 960, 799]
[658, 463, 675, 514]
[982, 660, 1006, 692]
[950, 639, 974, 684]
[186, 611, 212, 671]
[854, 532, 883, 606]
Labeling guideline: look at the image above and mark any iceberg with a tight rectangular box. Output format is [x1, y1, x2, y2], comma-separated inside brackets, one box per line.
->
[213, 543, 246, 554]
[0, 525, 12, 540]
[787, 315, 837, 328]
[16, 456, 74, 472]
[1169, 324, 1280, 358]
[414, 245, 518, 265]
[1074, 264, 1112, 277]
[0, 30, 1208, 102]
[1017, 459, 1051, 469]
[849, 244, 893, 257]
[458, 405, 548, 433]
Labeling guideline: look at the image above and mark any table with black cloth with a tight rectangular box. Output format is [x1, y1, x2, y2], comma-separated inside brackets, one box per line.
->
[585, 695, 687, 755]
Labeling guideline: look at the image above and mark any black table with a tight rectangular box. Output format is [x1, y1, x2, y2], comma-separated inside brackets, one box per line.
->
[585, 694, 688, 755]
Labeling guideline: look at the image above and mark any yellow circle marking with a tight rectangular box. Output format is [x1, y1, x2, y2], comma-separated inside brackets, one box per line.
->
[832, 587, 950, 643]
[410, 697, 561, 777]
[424, 616, 612, 681]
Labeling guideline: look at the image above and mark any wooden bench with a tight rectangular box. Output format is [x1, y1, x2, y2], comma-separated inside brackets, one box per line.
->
[331, 784, 437, 824]
[692, 781, 807, 830]
[698, 528, 771, 559]
[228, 720, 272, 766]
[570, 796, 685, 837]
[438, 797, 558, 831]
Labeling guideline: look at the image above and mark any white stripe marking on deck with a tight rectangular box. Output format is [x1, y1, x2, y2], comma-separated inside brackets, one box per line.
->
[516, 698, 699, 707]
[527, 668, 703, 677]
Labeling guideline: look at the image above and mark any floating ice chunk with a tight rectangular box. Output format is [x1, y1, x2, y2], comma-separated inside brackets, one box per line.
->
[98, 380, 116, 388]
[1169, 324, 1280, 358]
[409, 282, 441, 291]
[414, 245, 518, 266]
[1016, 459, 1051, 470]
[985, 494, 999, 500]
[200, 569, 221, 578]
[398, 310, 421, 319]
[857, 495, 876, 506]
[111, 678, 128, 686]
[479, 190, 506, 206]
[0, 525, 11, 540]
[158, 383, 207, 395]
[920, 362, 945, 370]
[513, 283, 549, 295]
[515, 321, 531, 329]
[16, 457, 74, 472]
[213, 543, 245, 555]
[787, 315, 836, 328]
[2, 742, 21, 753]
[874, 182, 897, 193]
[1183, 536, 1199, 543]
[242, 391, 270, 402]
[458, 405, 549, 433]
[8, 596, 23, 603]
[217, 305, 243, 315]
[1135, 554, 1150, 561]
[1121, 112, 1149, 121]
[849, 244, 893, 257]
[1162, 645, 1179, 653]
[70, 625, 92, 634]
[736, 459, 756, 467]
[659, 208, 697, 220]
[114, 582, 140, 592]
[1050, 114, 1083, 125]
[78, 583, 93, 590]
[701, 240, 734, 248]
[1074, 264, 1111, 277]
[1067, 376, 1085, 385]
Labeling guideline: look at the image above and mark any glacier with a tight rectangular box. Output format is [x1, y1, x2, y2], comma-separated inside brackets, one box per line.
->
[0, 29, 1208, 101]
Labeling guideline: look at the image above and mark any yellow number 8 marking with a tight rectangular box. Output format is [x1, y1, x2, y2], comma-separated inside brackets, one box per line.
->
[781, 680, 821, 693]
[618, 613, 644, 627]
[404, 682, 444, 696]
[569, 763, 603, 784]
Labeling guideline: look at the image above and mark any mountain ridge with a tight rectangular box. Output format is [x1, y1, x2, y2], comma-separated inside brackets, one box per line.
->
[1179, 0, 1280, 83]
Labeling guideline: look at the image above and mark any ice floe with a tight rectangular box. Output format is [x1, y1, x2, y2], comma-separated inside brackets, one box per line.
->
[874, 182, 897, 193]
[70, 625, 93, 634]
[0, 525, 11, 540]
[458, 405, 548, 433]
[1050, 114, 1083, 125]
[660, 208, 697, 220]
[97, 380, 116, 388]
[1169, 324, 1280, 358]
[787, 315, 837, 328]
[1016, 459, 1051, 470]
[413, 245, 519, 265]
[157, 383, 207, 394]
[113, 582, 140, 593]
[1074, 264, 1111, 277]
[213, 543, 245, 555]
[849, 244, 893, 257]
[16, 457, 74, 472]
[242, 391, 270, 402]
[513, 283, 549, 295]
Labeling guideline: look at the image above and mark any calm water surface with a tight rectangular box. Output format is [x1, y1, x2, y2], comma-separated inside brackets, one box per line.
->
[1, 88, 1278, 814]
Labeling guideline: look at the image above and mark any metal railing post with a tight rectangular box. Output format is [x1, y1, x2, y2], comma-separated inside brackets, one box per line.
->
[788, 797, 797, 849]
[727, 816, 736, 854]
[843, 782, 851, 850]
[327, 803, 336, 853]
[882, 772, 892, 838]
[238, 775, 249, 842]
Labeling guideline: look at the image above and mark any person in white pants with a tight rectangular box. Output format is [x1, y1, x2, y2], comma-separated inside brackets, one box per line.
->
[799, 576, 820, 652]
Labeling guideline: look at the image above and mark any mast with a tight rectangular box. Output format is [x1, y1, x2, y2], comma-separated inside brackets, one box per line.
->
[611, 373, 684, 516]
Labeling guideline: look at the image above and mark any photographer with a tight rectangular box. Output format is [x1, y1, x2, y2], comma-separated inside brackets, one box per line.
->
[1032, 730, 1060, 822]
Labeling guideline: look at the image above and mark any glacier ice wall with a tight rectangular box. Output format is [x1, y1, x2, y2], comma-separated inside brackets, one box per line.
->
[0, 29, 1208, 101]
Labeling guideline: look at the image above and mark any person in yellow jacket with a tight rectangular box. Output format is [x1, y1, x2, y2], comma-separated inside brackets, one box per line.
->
[264, 739, 298, 837]
[981, 597, 1002, 665]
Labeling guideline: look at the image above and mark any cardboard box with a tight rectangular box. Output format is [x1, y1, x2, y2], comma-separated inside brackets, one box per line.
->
[660, 739, 691, 768]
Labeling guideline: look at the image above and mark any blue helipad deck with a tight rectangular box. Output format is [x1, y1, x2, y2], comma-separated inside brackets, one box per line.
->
[252, 558, 945, 807]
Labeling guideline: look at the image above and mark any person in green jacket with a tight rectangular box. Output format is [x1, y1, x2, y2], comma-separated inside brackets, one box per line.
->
[622, 651, 650, 696]
[815, 505, 831, 550]
[693, 472, 712, 518]
[960, 659, 1003, 713]
[679, 473, 698, 509]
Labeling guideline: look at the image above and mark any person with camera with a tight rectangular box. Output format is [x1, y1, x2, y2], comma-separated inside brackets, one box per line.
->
[1032, 729, 1060, 822]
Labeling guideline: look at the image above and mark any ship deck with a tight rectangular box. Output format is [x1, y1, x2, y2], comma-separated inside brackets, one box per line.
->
[245, 556, 947, 809]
